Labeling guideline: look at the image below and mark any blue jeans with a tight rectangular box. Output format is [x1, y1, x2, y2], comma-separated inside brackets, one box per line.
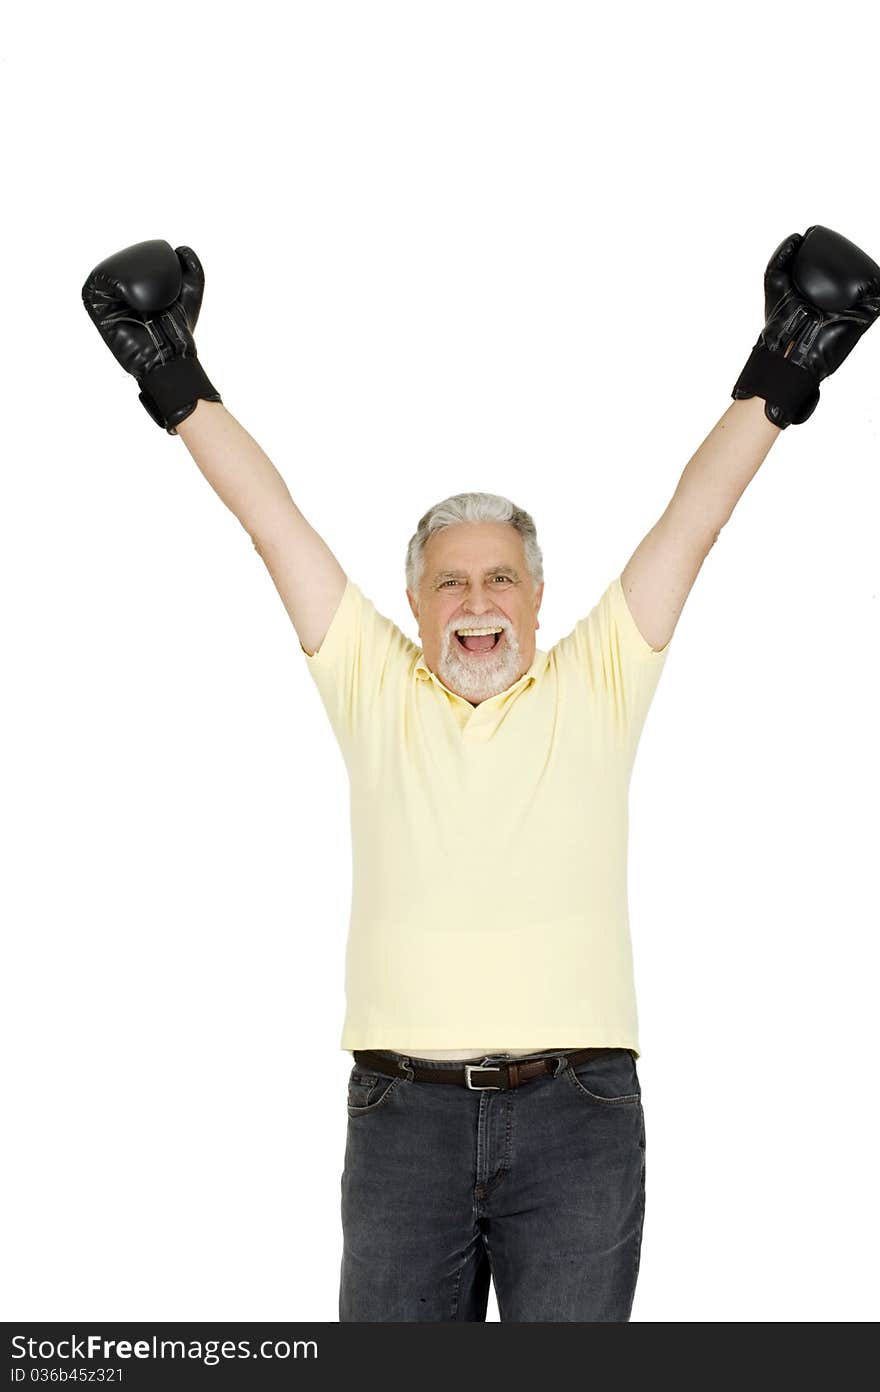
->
[339, 1046, 646, 1321]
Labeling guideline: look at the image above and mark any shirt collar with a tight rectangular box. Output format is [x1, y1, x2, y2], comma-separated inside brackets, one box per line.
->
[415, 648, 544, 697]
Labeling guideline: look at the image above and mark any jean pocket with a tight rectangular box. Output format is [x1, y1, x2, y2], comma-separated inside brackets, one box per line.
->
[346, 1066, 401, 1115]
[565, 1049, 641, 1105]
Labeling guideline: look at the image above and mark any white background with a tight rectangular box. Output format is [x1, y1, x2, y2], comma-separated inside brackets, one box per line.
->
[3, 0, 878, 1323]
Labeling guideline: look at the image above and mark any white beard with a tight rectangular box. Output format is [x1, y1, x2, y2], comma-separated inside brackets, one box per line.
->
[436, 630, 524, 704]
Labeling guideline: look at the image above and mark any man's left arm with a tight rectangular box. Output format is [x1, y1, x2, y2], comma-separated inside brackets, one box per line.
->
[621, 223, 880, 653]
[620, 395, 782, 652]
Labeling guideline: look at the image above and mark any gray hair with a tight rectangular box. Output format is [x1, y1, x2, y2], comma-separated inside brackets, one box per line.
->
[405, 491, 544, 596]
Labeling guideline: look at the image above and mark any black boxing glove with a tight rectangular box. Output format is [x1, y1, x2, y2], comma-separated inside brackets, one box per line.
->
[82, 239, 222, 434]
[732, 224, 880, 429]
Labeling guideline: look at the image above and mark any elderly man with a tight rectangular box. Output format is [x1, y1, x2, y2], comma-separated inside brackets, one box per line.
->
[83, 226, 879, 1322]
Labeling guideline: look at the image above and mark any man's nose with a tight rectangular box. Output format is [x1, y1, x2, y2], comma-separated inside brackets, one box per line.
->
[460, 581, 501, 612]
[460, 608, 499, 623]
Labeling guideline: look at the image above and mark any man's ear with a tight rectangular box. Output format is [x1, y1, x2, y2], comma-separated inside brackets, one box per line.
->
[535, 581, 544, 627]
[406, 588, 419, 623]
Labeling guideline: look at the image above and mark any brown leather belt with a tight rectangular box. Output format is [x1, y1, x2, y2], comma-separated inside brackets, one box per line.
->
[352, 1046, 631, 1091]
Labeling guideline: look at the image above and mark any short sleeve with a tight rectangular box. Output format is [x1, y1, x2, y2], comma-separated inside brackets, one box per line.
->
[548, 574, 670, 750]
[301, 578, 416, 752]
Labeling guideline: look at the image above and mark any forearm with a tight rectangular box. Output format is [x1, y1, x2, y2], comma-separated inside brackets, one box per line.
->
[175, 399, 297, 538]
[663, 395, 782, 541]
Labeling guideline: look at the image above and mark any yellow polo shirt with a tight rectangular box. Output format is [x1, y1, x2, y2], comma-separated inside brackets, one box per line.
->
[302, 574, 669, 1058]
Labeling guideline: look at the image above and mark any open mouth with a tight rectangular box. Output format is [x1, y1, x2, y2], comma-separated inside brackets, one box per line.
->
[455, 631, 504, 655]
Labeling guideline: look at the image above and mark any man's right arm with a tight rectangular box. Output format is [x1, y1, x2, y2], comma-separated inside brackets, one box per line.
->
[176, 399, 347, 656]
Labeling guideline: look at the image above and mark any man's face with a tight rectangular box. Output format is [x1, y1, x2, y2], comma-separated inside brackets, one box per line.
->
[406, 522, 544, 706]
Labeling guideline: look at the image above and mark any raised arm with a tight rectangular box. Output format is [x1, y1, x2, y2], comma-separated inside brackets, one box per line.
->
[621, 224, 880, 653]
[82, 238, 346, 658]
[620, 396, 780, 652]
[176, 400, 347, 656]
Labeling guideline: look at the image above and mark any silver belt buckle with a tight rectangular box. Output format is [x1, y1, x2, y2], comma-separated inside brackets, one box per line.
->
[465, 1064, 502, 1090]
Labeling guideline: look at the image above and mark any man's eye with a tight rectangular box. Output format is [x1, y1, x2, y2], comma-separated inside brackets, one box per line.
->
[440, 576, 510, 587]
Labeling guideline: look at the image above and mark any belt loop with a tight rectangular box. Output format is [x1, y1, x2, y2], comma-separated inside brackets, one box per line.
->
[397, 1055, 414, 1082]
[551, 1052, 569, 1078]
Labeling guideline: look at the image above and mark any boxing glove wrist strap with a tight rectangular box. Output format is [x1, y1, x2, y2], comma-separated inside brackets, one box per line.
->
[732, 343, 820, 428]
[138, 357, 223, 435]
